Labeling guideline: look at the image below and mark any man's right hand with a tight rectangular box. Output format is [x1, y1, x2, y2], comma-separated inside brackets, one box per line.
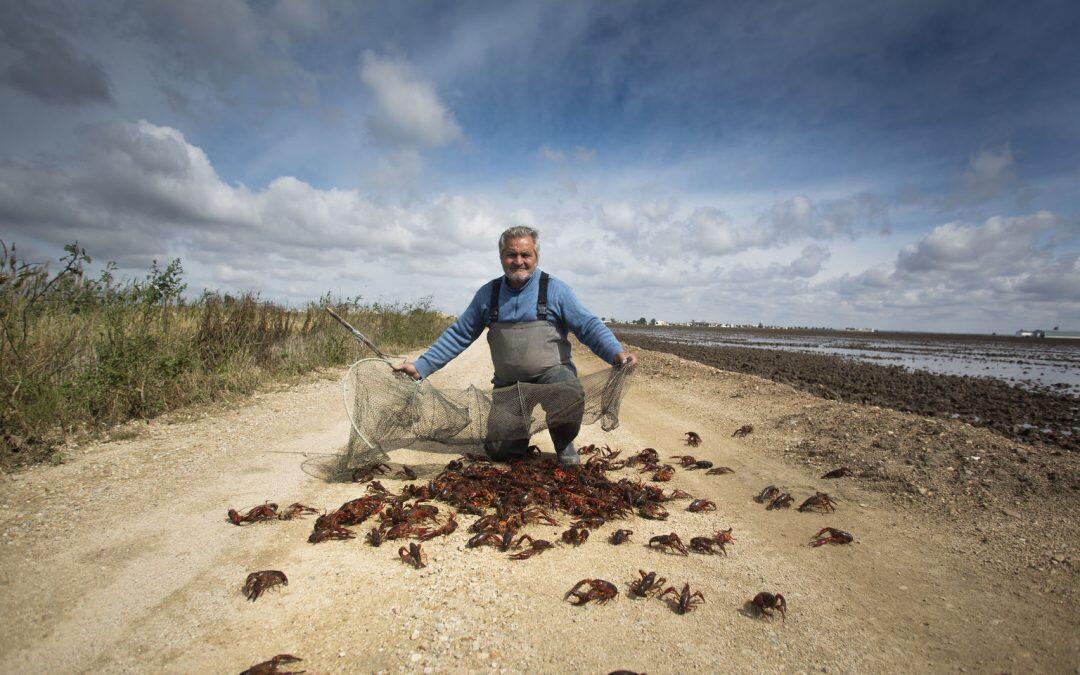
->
[392, 360, 422, 380]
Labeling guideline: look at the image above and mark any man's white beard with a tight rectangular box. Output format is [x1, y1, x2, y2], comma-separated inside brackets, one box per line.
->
[506, 268, 534, 286]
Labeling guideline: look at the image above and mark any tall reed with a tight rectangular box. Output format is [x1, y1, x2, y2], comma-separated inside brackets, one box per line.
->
[0, 243, 451, 469]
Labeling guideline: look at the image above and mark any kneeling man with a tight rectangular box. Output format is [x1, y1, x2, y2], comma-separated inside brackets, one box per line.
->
[394, 226, 636, 465]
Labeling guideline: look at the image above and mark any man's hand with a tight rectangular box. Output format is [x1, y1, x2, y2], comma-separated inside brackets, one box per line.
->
[615, 351, 638, 368]
[392, 360, 422, 380]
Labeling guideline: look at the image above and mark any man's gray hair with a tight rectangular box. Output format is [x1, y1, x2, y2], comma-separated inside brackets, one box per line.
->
[498, 226, 540, 255]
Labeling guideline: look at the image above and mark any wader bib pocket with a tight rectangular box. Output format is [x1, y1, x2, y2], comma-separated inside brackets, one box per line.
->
[485, 272, 572, 382]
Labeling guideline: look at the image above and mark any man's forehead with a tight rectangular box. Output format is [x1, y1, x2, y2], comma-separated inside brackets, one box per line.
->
[503, 237, 536, 253]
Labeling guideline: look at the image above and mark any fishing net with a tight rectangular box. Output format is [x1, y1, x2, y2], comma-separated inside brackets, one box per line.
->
[342, 358, 635, 469]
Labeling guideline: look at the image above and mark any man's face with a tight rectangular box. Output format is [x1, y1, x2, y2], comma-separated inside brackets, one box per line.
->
[501, 236, 538, 286]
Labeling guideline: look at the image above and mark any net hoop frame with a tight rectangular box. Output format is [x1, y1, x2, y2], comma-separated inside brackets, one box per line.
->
[341, 357, 413, 452]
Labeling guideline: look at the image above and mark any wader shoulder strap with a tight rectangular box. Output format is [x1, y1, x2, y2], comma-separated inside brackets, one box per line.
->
[537, 272, 550, 321]
[488, 277, 502, 324]
[488, 272, 550, 324]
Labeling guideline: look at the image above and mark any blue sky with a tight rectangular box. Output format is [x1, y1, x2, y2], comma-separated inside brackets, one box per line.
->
[1, 0, 1078, 333]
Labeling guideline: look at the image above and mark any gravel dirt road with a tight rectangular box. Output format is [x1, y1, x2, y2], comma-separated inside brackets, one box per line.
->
[1, 338, 1076, 673]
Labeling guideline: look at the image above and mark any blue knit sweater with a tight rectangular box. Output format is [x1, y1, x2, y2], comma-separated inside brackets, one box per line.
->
[413, 269, 623, 379]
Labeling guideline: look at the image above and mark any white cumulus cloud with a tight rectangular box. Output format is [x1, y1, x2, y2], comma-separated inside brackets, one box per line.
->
[359, 51, 463, 148]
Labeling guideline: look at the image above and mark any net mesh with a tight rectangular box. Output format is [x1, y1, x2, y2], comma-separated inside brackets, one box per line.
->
[342, 359, 635, 469]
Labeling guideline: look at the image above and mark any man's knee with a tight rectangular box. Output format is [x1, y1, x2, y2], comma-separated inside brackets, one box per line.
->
[484, 438, 529, 462]
[535, 363, 578, 385]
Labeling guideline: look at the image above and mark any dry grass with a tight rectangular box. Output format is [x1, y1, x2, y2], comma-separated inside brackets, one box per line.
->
[0, 243, 451, 469]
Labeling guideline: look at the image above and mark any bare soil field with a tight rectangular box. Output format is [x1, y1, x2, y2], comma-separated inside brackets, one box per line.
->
[616, 330, 1080, 452]
[0, 339, 1076, 673]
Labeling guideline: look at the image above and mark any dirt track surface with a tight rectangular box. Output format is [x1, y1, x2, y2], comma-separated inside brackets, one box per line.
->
[0, 339, 1077, 673]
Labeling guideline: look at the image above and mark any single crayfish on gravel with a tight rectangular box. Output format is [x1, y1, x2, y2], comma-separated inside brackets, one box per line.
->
[565, 579, 619, 605]
[351, 462, 390, 483]
[756, 485, 781, 503]
[239, 654, 304, 675]
[227, 502, 280, 525]
[398, 542, 427, 568]
[687, 499, 717, 513]
[690, 536, 726, 555]
[660, 583, 705, 614]
[706, 466, 734, 475]
[629, 570, 667, 598]
[821, 467, 854, 479]
[651, 465, 675, 482]
[810, 527, 853, 547]
[561, 527, 590, 546]
[242, 570, 288, 601]
[638, 503, 670, 520]
[684, 432, 702, 447]
[648, 532, 689, 556]
[798, 492, 836, 513]
[768, 493, 794, 510]
[750, 592, 787, 622]
[508, 535, 556, 560]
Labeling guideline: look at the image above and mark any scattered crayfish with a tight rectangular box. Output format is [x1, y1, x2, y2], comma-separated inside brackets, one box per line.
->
[351, 463, 391, 483]
[732, 425, 754, 437]
[768, 493, 794, 510]
[565, 579, 618, 605]
[798, 492, 836, 513]
[687, 499, 717, 513]
[690, 536, 726, 555]
[651, 465, 675, 482]
[706, 466, 735, 475]
[810, 527, 853, 547]
[629, 570, 667, 598]
[508, 535, 555, 560]
[609, 529, 633, 545]
[417, 512, 458, 541]
[660, 583, 705, 614]
[561, 527, 590, 546]
[648, 532, 688, 556]
[398, 542, 427, 568]
[684, 432, 702, 447]
[638, 503, 669, 520]
[227, 502, 279, 525]
[242, 570, 287, 601]
[751, 591, 787, 622]
[277, 503, 319, 521]
[821, 467, 853, 479]
[756, 485, 781, 503]
[240, 654, 304, 675]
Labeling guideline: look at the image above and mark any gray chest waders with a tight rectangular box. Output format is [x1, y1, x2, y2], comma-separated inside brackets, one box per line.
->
[485, 272, 572, 383]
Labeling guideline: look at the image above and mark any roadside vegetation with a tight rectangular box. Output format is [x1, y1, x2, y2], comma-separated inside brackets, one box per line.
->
[0, 242, 452, 470]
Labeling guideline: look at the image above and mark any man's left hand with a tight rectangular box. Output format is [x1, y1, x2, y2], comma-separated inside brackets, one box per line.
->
[615, 351, 638, 368]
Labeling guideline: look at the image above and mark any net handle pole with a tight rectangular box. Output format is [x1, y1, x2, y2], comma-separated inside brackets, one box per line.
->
[325, 307, 402, 362]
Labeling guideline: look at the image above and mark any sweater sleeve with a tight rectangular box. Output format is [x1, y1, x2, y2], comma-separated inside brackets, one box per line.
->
[413, 285, 489, 379]
[552, 279, 623, 364]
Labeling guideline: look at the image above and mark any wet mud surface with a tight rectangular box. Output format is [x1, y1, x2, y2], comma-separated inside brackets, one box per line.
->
[616, 332, 1079, 453]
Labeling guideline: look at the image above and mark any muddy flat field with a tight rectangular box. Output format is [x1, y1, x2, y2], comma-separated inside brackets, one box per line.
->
[616, 326, 1080, 453]
[0, 338, 1076, 673]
